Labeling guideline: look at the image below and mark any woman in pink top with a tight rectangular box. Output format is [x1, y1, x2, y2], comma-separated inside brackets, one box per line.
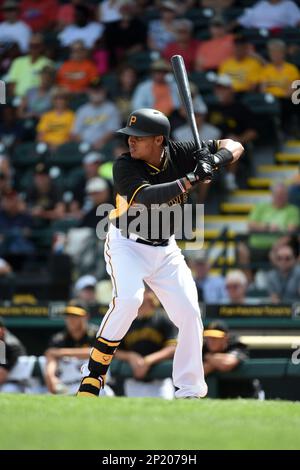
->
[163, 19, 200, 72]
[195, 17, 234, 71]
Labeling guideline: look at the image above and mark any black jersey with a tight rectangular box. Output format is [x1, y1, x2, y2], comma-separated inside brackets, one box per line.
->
[48, 324, 98, 349]
[118, 311, 177, 357]
[109, 139, 218, 242]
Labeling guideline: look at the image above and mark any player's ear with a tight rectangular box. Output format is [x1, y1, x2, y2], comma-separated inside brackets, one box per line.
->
[154, 135, 164, 146]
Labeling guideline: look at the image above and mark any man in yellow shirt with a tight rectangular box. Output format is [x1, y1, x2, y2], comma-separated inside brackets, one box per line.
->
[37, 88, 75, 149]
[7, 33, 53, 97]
[260, 39, 300, 135]
[219, 35, 262, 93]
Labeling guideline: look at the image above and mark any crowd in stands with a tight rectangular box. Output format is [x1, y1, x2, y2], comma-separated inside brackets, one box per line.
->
[1, 0, 300, 397]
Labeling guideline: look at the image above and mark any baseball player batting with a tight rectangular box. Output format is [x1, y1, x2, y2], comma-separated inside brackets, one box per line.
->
[77, 108, 244, 399]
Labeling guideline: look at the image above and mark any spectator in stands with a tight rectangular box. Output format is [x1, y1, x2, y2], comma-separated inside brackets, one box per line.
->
[98, 0, 122, 24]
[235, 0, 300, 31]
[207, 74, 257, 191]
[114, 287, 176, 398]
[25, 162, 65, 226]
[246, 182, 300, 264]
[20, 0, 58, 32]
[132, 59, 180, 116]
[104, 1, 147, 67]
[57, 40, 99, 94]
[0, 316, 26, 393]
[266, 243, 300, 303]
[0, 0, 31, 53]
[0, 190, 35, 256]
[71, 78, 121, 150]
[79, 177, 112, 229]
[260, 39, 300, 137]
[74, 274, 97, 304]
[173, 97, 221, 142]
[0, 104, 24, 151]
[203, 319, 255, 398]
[162, 19, 199, 72]
[221, 270, 259, 304]
[200, 0, 236, 14]
[37, 87, 75, 150]
[0, 39, 20, 79]
[195, 16, 234, 72]
[44, 301, 100, 395]
[0, 170, 11, 199]
[56, 0, 82, 31]
[58, 4, 104, 49]
[18, 65, 56, 139]
[6, 33, 53, 97]
[115, 65, 138, 125]
[0, 257, 12, 276]
[92, 35, 110, 76]
[187, 251, 227, 304]
[72, 151, 109, 209]
[148, 0, 177, 52]
[219, 35, 262, 94]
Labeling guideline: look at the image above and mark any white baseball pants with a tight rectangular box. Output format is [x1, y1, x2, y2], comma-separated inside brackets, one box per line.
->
[97, 223, 207, 399]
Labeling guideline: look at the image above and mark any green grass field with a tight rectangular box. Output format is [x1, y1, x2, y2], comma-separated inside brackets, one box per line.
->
[1, 394, 300, 450]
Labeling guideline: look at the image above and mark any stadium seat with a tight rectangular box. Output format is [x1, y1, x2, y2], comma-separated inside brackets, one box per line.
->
[241, 93, 280, 115]
[127, 51, 155, 75]
[50, 142, 85, 169]
[11, 142, 46, 168]
[188, 71, 216, 95]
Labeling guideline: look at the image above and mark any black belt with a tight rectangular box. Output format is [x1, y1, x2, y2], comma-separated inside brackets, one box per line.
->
[126, 233, 169, 247]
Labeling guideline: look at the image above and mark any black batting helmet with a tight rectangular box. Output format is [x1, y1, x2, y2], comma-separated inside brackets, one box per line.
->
[116, 108, 170, 139]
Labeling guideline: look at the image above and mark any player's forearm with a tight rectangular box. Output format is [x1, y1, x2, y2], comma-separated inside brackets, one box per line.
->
[135, 180, 187, 206]
[53, 348, 91, 359]
[144, 345, 176, 367]
[218, 139, 244, 163]
[114, 350, 133, 361]
[45, 358, 58, 390]
[46, 348, 91, 359]
[208, 353, 240, 372]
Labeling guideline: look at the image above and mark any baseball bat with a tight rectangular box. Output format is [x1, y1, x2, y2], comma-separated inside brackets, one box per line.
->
[171, 54, 202, 151]
[171, 55, 234, 169]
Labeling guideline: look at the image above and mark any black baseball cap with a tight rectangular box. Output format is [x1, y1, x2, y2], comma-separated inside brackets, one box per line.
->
[117, 108, 170, 139]
[204, 320, 229, 338]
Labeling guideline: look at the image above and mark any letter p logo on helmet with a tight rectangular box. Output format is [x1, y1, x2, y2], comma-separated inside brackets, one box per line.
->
[129, 115, 137, 126]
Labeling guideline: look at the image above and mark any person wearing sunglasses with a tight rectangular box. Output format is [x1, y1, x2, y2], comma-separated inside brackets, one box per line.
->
[266, 244, 300, 304]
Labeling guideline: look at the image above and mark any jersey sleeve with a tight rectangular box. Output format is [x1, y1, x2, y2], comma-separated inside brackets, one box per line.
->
[113, 157, 151, 207]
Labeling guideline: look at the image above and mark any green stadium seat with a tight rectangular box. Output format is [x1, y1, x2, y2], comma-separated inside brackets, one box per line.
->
[241, 93, 280, 115]
[188, 71, 215, 95]
[127, 51, 154, 75]
[51, 218, 79, 233]
[49, 142, 84, 169]
[12, 142, 45, 168]
[64, 166, 84, 191]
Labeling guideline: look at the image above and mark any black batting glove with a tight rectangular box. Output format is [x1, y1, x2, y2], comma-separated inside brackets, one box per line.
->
[185, 147, 214, 185]
[192, 146, 215, 166]
[186, 159, 213, 185]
